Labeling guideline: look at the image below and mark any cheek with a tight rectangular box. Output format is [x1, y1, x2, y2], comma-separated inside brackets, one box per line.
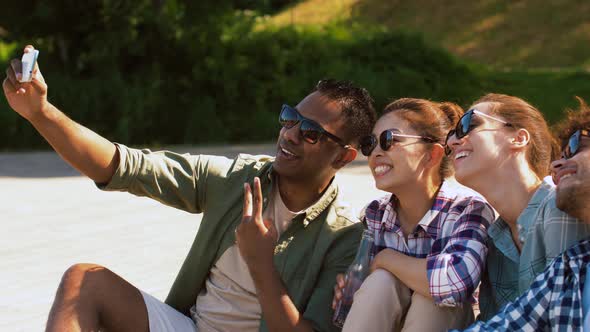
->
[406, 157, 423, 172]
[312, 145, 339, 162]
[391, 152, 422, 176]
[578, 157, 590, 173]
[382, 150, 405, 168]
[468, 137, 501, 164]
[406, 148, 429, 167]
[484, 134, 509, 154]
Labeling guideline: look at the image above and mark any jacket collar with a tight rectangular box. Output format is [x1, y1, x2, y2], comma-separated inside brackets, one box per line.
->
[260, 164, 339, 228]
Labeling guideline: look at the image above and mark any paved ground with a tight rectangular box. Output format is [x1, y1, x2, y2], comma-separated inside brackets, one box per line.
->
[0, 143, 382, 331]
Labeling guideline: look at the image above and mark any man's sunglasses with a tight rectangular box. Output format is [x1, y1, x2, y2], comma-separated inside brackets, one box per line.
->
[562, 129, 590, 159]
[279, 104, 349, 147]
[444, 108, 513, 155]
[359, 129, 436, 157]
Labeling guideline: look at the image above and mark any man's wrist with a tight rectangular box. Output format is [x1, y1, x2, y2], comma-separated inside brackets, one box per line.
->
[247, 257, 276, 283]
[28, 102, 56, 124]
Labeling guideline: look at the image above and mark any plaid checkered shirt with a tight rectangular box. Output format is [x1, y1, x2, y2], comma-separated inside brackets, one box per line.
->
[457, 238, 590, 332]
[364, 180, 495, 306]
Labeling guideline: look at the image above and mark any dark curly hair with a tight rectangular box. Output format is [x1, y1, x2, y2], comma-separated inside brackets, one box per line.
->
[312, 79, 377, 146]
[553, 97, 590, 149]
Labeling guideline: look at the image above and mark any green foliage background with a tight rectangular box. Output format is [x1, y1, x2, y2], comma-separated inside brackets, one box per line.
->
[1, 1, 590, 150]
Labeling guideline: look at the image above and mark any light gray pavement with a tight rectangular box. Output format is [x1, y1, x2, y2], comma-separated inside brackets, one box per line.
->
[0, 143, 383, 331]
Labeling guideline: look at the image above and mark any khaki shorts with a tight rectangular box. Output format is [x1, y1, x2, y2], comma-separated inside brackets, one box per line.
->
[140, 290, 196, 332]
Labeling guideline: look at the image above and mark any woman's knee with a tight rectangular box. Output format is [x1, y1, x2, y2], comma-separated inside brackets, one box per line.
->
[354, 268, 398, 300]
[361, 269, 396, 292]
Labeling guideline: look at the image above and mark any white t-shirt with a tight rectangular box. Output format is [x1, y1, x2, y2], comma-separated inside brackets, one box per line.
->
[191, 181, 302, 332]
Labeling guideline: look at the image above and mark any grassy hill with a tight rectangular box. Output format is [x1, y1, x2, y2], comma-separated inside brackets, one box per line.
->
[2, 1, 590, 149]
[268, 0, 590, 70]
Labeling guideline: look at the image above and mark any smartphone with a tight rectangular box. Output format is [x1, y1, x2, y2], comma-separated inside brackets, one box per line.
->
[19, 50, 39, 83]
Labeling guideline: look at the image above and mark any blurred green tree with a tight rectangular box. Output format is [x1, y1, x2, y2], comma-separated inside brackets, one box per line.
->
[0, 1, 237, 75]
[233, 0, 298, 13]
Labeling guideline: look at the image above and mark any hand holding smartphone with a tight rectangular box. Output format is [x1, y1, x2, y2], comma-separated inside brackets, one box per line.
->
[19, 49, 39, 83]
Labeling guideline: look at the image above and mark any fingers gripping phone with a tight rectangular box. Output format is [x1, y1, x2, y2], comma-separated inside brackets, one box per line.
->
[19, 50, 39, 83]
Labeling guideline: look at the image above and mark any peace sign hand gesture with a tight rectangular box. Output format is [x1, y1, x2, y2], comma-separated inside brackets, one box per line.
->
[235, 177, 278, 269]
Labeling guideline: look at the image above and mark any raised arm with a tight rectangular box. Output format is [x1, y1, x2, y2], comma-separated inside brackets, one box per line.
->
[3, 45, 118, 183]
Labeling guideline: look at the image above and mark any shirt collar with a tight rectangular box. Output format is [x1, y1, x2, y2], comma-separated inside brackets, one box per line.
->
[516, 181, 554, 231]
[301, 179, 338, 227]
[564, 238, 590, 282]
[379, 180, 452, 239]
[487, 181, 554, 263]
[488, 217, 520, 263]
[264, 164, 338, 228]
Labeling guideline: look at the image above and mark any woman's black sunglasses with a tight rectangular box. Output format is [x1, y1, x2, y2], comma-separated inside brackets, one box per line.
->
[562, 129, 590, 159]
[444, 108, 513, 155]
[279, 104, 349, 147]
[359, 129, 436, 157]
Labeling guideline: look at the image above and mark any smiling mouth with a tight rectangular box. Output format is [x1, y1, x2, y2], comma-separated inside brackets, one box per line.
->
[373, 165, 392, 176]
[281, 147, 296, 157]
[455, 151, 471, 160]
[277, 145, 299, 160]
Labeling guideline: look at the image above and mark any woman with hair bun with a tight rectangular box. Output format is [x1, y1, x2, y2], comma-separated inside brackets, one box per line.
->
[333, 98, 495, 331]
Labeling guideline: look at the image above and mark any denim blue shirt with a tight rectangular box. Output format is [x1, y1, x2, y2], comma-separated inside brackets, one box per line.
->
[479, 182, 590, 320]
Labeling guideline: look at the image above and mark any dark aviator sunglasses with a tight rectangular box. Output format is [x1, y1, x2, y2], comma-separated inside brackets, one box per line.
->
[562, 129, 590, 159]
[359, 129, 436, 157]
[278, 104, 349, 147]
[444, 108, 513, 155]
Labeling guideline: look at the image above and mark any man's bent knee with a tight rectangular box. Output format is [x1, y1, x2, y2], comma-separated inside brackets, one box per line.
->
[56, 263, 116, 306]
[48, 263, 148, 332]
[59, 263, 108, 291]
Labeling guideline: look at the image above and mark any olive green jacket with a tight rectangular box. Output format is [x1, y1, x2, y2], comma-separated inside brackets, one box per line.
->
[99, 144, 363, 332]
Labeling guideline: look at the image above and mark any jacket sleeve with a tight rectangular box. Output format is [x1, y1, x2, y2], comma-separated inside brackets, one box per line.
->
[97, 143, 232, 214]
